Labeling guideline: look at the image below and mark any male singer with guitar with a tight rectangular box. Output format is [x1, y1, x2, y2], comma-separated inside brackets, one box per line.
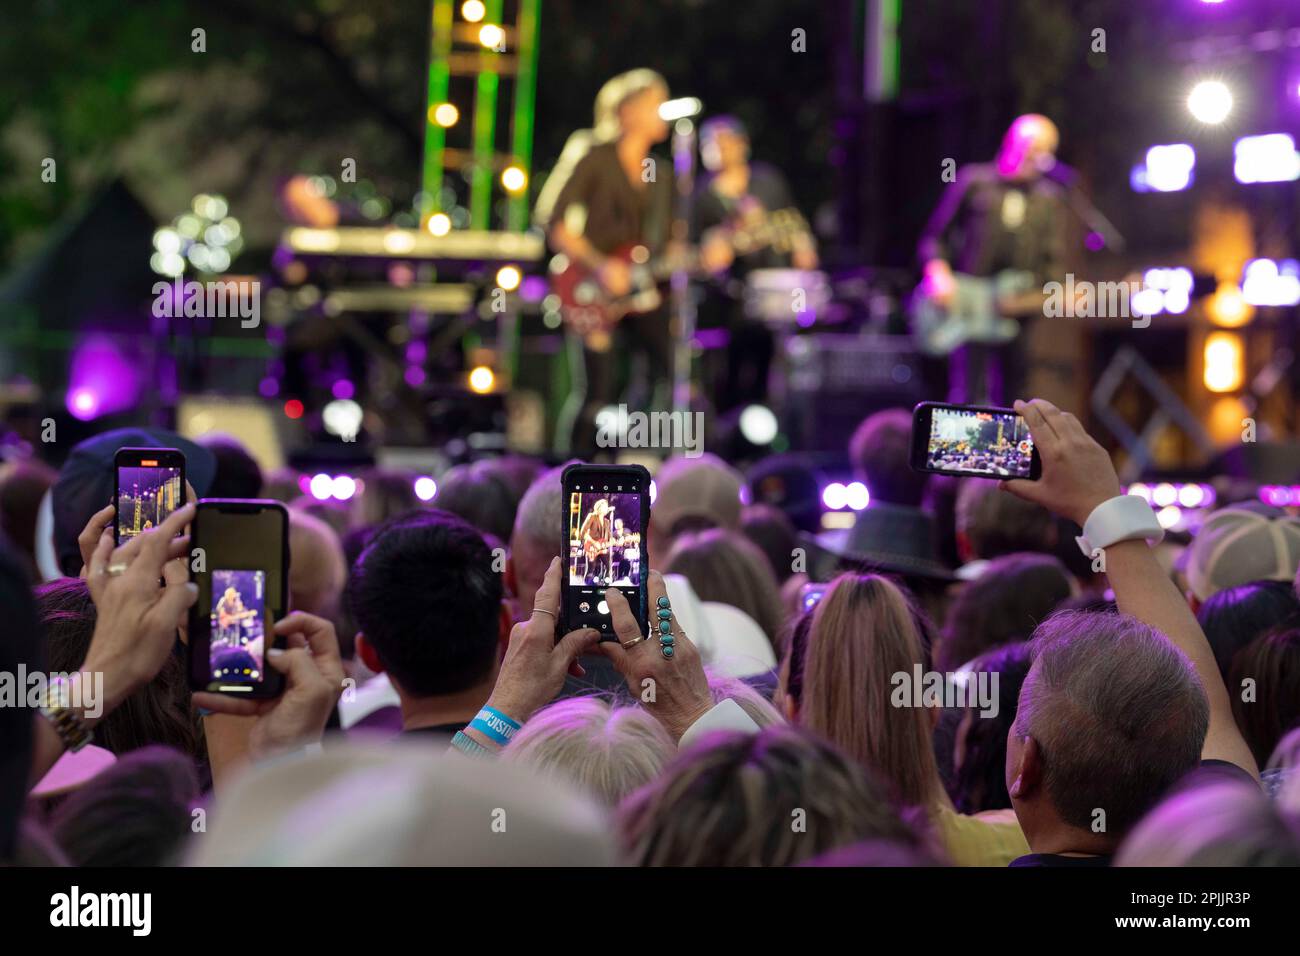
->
[539, 69, 675, 453]
[693, 115, 818, 414]
[916, 114, 1069, 405]
[579, 498, 615, 586]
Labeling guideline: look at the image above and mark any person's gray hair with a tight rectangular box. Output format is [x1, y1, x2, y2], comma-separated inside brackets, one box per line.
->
[503, 697, 675, 806]
[513, 464, 570, 551]
[1013, 610, 1209, 835]
[1116, 780, 1300, 866]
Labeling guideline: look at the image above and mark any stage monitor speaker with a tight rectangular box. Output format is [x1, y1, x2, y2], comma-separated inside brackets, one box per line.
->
[781, 333, 922, 453]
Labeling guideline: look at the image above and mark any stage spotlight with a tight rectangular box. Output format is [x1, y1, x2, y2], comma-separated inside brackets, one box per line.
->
[1178, 484, 1206, 508]
[468, 366, 495, 393]
[1143, 144, 1195, 192]
[283, 399, 304, 419]
[322, 399, 363, 440]
[462, 0, 485, 22]
[427, 213, 452, 237]
[67, 388, 99, 421]
[478, 24, 505, 49]
[414, 476, 438, 501]
[1204, 332, 1245, 393]
[309, 473, 333, 500]
[495, 265, 522, 291]
[332, 475, 358, 501]
[1206, 282, 1253, 328]
[501, 165, 528, 193]
[1156, 506, 1183, 530]
[1152, 482, 1178, 507]
[738, 404, 779, 446]
[1187, 80, 1233, 124]
[822, 482, 848, 511]
[1233, 133, 1300, 184]
[431, 103, 459, 127]
[845, 481, 870, 511]
[1127, 483, 1151, 503]
[1242, 258, 1300, 307]
[659, 97, 703, 122]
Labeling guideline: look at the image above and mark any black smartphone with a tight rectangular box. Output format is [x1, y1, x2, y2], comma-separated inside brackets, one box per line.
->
[114, 448, 186, 545]
[559, 463, 651, 640]
[910, 402, 1042, 480]
[188, 500, 289, 697]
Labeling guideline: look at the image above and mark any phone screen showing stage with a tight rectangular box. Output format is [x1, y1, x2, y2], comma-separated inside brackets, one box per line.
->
[566, 483, 645, 635]
[926, 406, 1036, 478]
[116, 463, 184, 542]
[208, 569, 267, 687]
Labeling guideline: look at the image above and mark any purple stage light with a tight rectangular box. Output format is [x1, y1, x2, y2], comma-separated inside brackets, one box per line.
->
[65, 336, 141, 421]
[1234, 134, 1300, 184]
[404, 366, 426, 387]
[1144, 144, 1196, 192]
[332, 475, 357, 501]
[822, 482, 847, 510]
[332, 379, 355, 400]
[309, 473, 333, 500]
[845, 481, 870, 511]
[414, 476, 437, 501]
[259, 376, 281, 398]
[1242, 258, 1300, 307]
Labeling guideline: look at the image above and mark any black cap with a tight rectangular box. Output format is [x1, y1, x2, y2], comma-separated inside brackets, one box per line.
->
[51, 428, 217, 576]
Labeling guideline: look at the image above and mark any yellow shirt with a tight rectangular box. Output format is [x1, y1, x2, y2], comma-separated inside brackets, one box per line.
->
[932, 805, 1029, 866]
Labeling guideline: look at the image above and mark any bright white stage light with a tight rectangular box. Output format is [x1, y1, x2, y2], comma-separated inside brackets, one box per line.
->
[1187, 80, 1233, 125]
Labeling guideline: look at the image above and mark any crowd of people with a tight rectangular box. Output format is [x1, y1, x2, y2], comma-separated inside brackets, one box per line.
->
[2, 397, 1299, 867]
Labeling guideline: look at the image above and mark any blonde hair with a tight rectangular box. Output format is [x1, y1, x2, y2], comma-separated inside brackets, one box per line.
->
[504, 698, 675, 807]
[664, 529, 786, 653]
[796, 573, 943, 807]
[707, 670, 784, 728]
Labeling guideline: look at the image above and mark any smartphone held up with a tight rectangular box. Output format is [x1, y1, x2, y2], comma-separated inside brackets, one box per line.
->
[559, 463, 651, 640]
[114, 447, 186, 545]
[188, 500, 289, 698]
[910, 402, 1041, 481]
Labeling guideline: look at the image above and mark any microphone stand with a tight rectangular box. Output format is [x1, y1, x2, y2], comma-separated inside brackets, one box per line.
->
[670, 118, 697, 417]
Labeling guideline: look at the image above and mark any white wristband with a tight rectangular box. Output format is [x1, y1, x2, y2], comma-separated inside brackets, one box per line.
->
[1076, 494, 1165, 558]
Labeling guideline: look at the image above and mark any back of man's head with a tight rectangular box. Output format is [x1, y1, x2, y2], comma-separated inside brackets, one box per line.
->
[347, 509, 502, 698]
[1014, 610, 1208, 838]
[955, 480, 1057, 560]
[510, 465, 568, 613]
[848, 409, 925, 507]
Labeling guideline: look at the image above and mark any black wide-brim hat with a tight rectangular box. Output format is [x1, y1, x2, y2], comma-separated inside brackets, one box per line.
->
[801, 502, 956, 582]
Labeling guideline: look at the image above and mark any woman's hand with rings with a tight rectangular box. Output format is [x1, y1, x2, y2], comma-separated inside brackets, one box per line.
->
[598, 570, 713, 741]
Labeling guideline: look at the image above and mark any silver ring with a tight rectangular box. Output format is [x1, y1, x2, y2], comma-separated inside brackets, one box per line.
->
[531, 607, 556, 619]
[621, 636, 646, 648]
[104, 562, 128, 577]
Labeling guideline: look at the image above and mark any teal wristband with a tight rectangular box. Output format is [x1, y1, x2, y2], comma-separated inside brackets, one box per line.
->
[469, 706, 521, 746]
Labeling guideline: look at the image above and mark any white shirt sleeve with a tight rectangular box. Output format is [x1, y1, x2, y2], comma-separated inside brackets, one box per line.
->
[679, 698, 761, 749]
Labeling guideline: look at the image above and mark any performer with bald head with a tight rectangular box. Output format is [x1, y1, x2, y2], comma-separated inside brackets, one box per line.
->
[917, 113, 1071, 405]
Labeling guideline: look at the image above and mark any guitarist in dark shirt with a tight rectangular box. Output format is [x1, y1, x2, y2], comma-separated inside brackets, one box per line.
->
[916, 114, 1069, 405]
[693, 116, 818, 414]
[540, 69, 675, 454]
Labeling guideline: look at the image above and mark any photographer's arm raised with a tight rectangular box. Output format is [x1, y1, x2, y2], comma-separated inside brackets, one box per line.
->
[1003, 399, 1258, 779]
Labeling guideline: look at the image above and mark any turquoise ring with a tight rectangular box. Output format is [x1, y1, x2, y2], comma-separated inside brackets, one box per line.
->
[655, 595, 675, 659]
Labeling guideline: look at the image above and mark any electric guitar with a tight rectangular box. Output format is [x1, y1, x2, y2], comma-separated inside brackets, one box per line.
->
[910, 269, 1044, 357]
[216, 608, 258, 630]
[550, 208, 809, 341]
[581, 534, 626, 562]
